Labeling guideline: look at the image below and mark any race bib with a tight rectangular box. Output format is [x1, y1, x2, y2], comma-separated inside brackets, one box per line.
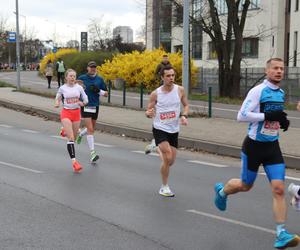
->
[84, 106, 96, 113]
[159, 111, 176, 124]
[261, 121, 280, 136]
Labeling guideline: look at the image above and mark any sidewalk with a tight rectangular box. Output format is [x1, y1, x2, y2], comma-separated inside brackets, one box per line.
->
[0, 87, 299, 168]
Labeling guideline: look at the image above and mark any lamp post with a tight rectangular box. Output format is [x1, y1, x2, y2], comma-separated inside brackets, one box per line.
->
[45, 19, 57, 46]
[183, 0, 190, 95]
[13, 11, 26, 67]
[15, 0, 21, 90]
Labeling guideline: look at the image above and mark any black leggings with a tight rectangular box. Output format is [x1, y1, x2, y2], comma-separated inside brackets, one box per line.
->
[46, 76, 52, 88]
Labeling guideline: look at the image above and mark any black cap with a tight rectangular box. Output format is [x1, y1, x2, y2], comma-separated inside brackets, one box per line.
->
[87, 61, 97, 67]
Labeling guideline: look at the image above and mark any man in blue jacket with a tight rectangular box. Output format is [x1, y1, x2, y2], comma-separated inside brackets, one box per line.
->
[76, 61, 108, 163]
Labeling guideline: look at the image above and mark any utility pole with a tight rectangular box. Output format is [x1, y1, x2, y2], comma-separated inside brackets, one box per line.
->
[183, 0, 190, 95]
[15, 0, 21, 90]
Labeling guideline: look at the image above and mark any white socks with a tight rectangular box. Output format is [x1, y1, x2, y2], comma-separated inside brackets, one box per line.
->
[79, 128, 88, 137]
[87, 135, 95, 151]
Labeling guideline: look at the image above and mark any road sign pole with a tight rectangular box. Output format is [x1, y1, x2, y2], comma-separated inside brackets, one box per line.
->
[15, 0, 21, 90]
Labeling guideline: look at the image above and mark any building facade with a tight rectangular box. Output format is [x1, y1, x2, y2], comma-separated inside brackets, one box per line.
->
[113, 26, 134, 43]
[146, 0, 300, 68]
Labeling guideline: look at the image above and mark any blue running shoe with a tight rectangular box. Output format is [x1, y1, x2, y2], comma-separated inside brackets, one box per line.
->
[214, 183, 227, 211]
[274, 230, 300, 249]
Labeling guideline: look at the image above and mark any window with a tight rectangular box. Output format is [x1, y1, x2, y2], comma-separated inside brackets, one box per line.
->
[174, 45, 183, 52]
[192, 0, 202, 59]
[214, 0, 260, 14]
[208, 42, 218, 59]
[173, 5, 183, 26]
[208, 38, 258, 59]
[294, 31, 298, 66]
[192, 24, 202, 59]
[296, 0, 299, 11]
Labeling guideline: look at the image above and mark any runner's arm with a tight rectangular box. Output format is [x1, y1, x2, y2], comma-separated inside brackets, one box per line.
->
[237, 88, 264, 122]
[145, 91, 157, 118]
[54, 90, 62, 108]
[179, 86, 189, 125]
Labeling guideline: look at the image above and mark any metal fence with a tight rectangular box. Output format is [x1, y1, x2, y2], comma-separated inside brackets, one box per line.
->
[193, 67, 300, 103]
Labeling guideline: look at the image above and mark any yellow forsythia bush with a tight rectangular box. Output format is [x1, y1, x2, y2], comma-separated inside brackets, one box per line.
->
[39, 48, 79, 74]
[98, 48, 198, 90]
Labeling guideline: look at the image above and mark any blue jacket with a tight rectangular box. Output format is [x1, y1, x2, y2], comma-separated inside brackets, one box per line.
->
[78, 74, 107, 107]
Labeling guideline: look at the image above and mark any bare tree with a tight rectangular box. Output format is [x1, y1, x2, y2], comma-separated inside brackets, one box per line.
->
[88, 17, 112, 51]
[169, 0, 252, 98]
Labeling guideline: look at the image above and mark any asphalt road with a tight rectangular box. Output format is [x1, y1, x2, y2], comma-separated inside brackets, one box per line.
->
[1, 71, 300, 127]
[0, 106, 300, 249]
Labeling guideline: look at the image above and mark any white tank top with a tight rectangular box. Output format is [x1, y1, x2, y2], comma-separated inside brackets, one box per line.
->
[153, 84, 181, 133]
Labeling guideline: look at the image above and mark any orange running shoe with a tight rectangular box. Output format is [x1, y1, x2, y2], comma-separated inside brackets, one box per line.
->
[60, 127, 66, 137]
[72, 161, 82, 172]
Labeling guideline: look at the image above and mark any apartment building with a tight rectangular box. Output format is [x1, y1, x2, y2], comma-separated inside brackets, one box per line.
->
[146, 0, 300, 68]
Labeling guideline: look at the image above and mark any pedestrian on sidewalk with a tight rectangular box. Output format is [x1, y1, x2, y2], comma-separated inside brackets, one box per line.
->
[145, 65, 189, 197]
[213, 58, 299, 249]
[45, 60, 54, 89]
[55, 69, 88, 172]
[155, 54, 172, 86]
[75, 61, 108, 163]
[56, 58, 66, 87]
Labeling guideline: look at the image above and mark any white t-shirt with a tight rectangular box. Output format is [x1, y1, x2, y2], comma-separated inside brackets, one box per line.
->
[56, 84, 88, 109]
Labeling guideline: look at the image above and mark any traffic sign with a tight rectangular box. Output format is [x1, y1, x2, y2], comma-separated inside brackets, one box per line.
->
[7, 32, 16, 42]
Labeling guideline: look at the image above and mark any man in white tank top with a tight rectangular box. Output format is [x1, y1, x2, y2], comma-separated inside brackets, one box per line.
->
[145, 66, 189, 197]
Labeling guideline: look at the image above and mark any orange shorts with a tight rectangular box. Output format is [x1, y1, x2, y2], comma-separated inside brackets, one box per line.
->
[60, 108, 81, 122]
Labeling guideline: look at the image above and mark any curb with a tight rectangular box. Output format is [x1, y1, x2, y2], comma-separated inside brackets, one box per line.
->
[1, 98, 300, 170]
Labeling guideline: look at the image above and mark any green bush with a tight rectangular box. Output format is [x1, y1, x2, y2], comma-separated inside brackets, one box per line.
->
[63, 51, 113, 76]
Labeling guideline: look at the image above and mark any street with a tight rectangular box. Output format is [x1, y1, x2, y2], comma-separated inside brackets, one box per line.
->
[0, 106, 300, 250]
[1, 71, 300, 127]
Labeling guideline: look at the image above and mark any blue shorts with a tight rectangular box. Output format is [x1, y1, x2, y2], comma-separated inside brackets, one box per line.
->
[240, 136, 285, 185]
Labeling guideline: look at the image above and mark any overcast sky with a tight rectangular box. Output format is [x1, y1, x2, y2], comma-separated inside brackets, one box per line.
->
[1, 0, 145, 44]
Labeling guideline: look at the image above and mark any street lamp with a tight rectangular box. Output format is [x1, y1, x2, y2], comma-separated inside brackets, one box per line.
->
[183, 0, 190, 95]
[67, 25, 77, 42]
[45, 19, 57, 46]
[15, 0, 21, 90]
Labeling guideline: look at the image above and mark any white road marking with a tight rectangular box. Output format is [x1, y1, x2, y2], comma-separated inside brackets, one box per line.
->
[186, 210, 275, 235]
[188, 160, 228, 168]
[94, 143, 114, 148]
[22, 129, 39, 134]
[259, 172, 300, 182]
[0, 160, 43, 174]
[0, 124, 13, 128]
[132, 150, 160, 156]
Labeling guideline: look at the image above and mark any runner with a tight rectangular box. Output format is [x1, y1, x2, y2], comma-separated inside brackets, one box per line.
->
[75, 61, 108, 163]
[55, 69, 88, 172]
[288, 183, 300, 211]
[145, 65, 189, 197]
[213, 58, 299, 249]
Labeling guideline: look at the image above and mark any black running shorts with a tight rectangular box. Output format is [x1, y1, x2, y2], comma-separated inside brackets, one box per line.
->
[152, 127, 179, 148]
[81, 106, 99, 120]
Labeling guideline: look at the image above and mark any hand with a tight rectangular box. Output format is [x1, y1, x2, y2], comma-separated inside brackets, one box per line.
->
[297, 101, 300, 111]
[280, 119, 290, 132]
[100, 90, 108, 97]
[54, 104, 59, 108]
[77, 101, 85, 107]
[146, 108, 155, 118]
[180, 116, 188, 126]
[264, 110, 287, 123]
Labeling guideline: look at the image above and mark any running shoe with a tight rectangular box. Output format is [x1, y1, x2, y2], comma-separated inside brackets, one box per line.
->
[159, 185, 175, 197]
[214, 183, 227, 211]
[288, 183, 300, 211]
[75, 134, 82, 144]
[145, 139, 156, 154]
[72, 161, 82, 173]
[60, 127, 66, 137]
[274, 230, 300, 249]
[90, 150, 99, 163]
